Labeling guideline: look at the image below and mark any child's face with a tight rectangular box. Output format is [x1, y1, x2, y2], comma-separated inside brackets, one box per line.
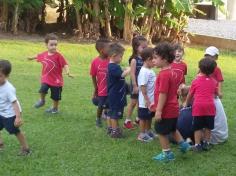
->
[46, 40, 58, 53]
[137, 41, 148, 55]
[111, 53, 124, 64]
[175, 49, 184, 62]
[100, 44, 110, 58]
[0, 72, 7, 85]
[152, 53, 167, 68]
[145, 58, 154, 68]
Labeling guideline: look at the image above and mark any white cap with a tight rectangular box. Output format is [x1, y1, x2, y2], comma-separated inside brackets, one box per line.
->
[205, 46, 219, 56]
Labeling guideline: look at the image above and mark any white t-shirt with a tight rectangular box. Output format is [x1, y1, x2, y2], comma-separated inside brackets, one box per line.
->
[138, 67, 156, 108]
[0, 81, 22, 118]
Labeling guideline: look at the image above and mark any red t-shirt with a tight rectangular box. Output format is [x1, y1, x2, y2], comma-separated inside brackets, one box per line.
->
[37, 51, 68, 87]
[152, 68, 182, 119]
[211, 67, 224, 83]
[171, 61, 187, 83]
[190, 75, 217, 117]
[90, 57, 109, 97]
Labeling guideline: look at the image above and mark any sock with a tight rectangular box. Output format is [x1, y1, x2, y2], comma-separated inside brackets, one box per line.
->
[163, 149, 171, 154]
[125, 119, 131, 123]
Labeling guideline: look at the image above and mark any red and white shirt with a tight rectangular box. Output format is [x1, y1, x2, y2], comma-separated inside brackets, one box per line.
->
[171, 61, 187, 84]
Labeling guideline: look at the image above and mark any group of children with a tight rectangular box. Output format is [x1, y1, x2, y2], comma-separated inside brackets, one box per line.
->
[90, 36, 228, 161]
[0, 34, 228, 162]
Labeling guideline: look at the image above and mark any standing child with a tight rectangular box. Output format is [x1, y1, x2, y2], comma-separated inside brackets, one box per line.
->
[185, 58, 218, 151]
[29, 33, 73, 114]
[0, 60, 31, 156]
[107, 43, 130, 138]
[171, 43, 187, 84]
[124, 36, 148, 129]
[90, 38, 111, 127]
[151, 42, 190, 162]
[137, 48, 156, 142]
[204, 46, 228, 144]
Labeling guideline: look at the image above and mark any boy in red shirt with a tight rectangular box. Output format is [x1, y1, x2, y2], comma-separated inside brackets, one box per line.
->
[90, 39, 111, 127]
[151, 42, 190, 162]
[171, 43, 187, 84]
[29, 33, 73, 114]
[185, 58, 218, 151]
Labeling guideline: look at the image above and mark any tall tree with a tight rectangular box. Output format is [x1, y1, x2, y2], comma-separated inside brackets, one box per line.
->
[123, 0, 133, 42]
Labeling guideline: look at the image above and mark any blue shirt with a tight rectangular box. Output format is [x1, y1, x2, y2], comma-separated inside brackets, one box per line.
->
[177, 107, 194, 139]
[108, 63, 127, 109]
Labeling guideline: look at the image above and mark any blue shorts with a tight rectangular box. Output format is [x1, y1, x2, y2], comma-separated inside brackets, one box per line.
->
[107, 108, 124, 120]
[193, 116, 215, 131]
[0, 116, 20, 135]
[39, 83, 62, 101]
[138, 108, 155, 120]
[155, 118, 178, 135]
[97, 96, 109, 109]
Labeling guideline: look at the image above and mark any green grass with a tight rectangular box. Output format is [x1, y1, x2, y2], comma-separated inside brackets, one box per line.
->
[0, 40, 236, 176]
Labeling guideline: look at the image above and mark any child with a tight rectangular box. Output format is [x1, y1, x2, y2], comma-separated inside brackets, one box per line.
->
[0, 60, 31, 156]
[171, 43, 187, 84]
[107, 43, 130, 138]
[90, 38, 111, 127]
[185, 57, 218, 151]
[151, 42, 190, 162]
[28, 33, 73, 114]
[137, 47, 156, 142]
[124, 36, 148, 129]
[204, 46, 228, 144]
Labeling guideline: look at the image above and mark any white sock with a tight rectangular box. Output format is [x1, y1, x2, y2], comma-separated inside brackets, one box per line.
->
[125, 119, 131, 123]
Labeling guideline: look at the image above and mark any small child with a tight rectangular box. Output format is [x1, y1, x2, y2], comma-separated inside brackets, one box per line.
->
[204, 46, 228, 144]
[0, 60, 31, 156]
[107, 43, 130, 138]
[28, 33, 73, 114]
[90, 38, 111, 127]
[151, 42, 190, 162]
[171, 43, 187, 84]
[137, 47, 156, 142]
[124, 36, 148, 129]
[185, 57, 218, 151]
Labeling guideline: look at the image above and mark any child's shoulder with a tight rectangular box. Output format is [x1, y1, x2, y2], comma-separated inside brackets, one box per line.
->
[3, 81, 15, 91]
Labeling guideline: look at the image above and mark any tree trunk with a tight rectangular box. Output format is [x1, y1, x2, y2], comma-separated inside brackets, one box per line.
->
[12, 0, 20, 35]
[41, 0, 46, 24]
[123, 0, 133, 42]
[104, 0, 112, 38]
[75, 7, 83, 38]
[2, 0, 8, 32]
[57, 0, 65, 24]
[93, 0, 100, 38]
[145, 0, 155, 43]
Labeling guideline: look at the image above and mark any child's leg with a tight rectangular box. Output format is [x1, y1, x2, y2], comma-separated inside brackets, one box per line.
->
[204, 128, 211, 142]
[172, 130, 184, 143]
[97, 107, 103, 119]
[16, 132, 29, 150]
[126, 98, 137, 121]
[194, 130, 202, 145]
[139, 120, 146, 133]
[146, 119, 152, 131]
[159, 134, 170, 151]
[111, 119, 119, 129]
[53, 100, 59, 110]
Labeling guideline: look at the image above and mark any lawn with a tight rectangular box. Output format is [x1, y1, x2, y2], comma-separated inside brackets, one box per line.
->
[0, 40, 236, 176]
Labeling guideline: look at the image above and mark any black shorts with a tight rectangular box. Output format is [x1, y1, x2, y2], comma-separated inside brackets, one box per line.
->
[39, 83, 62, 101]
[138, 108, 155, 120]
[107, 108, 124, 120]
[130, 84, 138, 99]
[155, 118, 178, 135]
[0, 116, 20, 135]
[193, 116, 215, 131]
[97, 96, 109, 109]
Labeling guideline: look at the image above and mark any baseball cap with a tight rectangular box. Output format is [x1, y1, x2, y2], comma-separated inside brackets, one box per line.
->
[205, 46, 219, 56]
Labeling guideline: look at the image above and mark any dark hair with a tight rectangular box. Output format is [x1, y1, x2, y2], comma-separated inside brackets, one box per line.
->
[199, 57, 217, 75]
[107, 43, 125, 57]
[173, 43, 184, 53]
[129, 36, 147, 64]
[153, 42, 175, 63]
[0, 60, 12, 76]
[95, 38, 111, 53]
[45, 33, 58, 43]
[141, 47, 153, 62]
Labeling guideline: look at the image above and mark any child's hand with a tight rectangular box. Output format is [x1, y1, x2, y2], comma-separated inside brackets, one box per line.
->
[154, 111, 162, 122]
[14, 117, 23, 128]
[66, 73, 74, 78]
[132, 85, 139, 94]
[27, 56, 36, 61]
[93, 89, 98, 98]
[145, 100, 151, 109]
[218, 92, 223, 99]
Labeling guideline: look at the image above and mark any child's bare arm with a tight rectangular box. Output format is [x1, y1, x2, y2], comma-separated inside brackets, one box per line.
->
[155, 93, 167, 122]
[185, 93, 193, 107]
[121, 67, 131, 77]
[218, 82, 223, 98]
[63, 65, 74, 78]
[141, 85, 151, 108]
[27, 56, 37, 61]
[130, 59, 138, 94]
[12, 101, 22, 128]
[92, 76, 98, 97]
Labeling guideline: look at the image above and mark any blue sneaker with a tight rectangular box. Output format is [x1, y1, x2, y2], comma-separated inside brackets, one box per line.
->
[147, 131, 158, 139]
[34, 100, 45, 108]
[45, 107, 59, 114]
[153, 151, 175, 162]
[179, 141, 191, 153]
[137, 133, 153, 142]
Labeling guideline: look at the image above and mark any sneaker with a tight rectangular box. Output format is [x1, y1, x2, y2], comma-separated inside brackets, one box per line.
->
[110, 128, 124, 138]
[45, 107, 59, 114]
[18, 148, 32, 156]
[147, 131, 158, 139]
[96, 118, 102, 128]
[123, 120, 135, 130]
[107, 127, 112, 135]
[137, 133, 153, 142]
[191, 144, 203, 152]
[34, 100, 45, 108]
[153, 151, 175, 162]
[179, 141, 191, 153]
[202, 141, 211, 151]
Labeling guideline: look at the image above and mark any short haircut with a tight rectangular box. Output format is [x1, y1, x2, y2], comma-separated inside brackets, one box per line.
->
[95, 38, 111, 52]
[107, 43, 125, 57]
[180, 85, 190, 98]
[45, 33, 58, 43]
[141, 47, 153, 61]
[0, 60, 12, 76]
[199, 57, 217, 75]
[173, 43, 184, 53]
[153, 42, 175, 63]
